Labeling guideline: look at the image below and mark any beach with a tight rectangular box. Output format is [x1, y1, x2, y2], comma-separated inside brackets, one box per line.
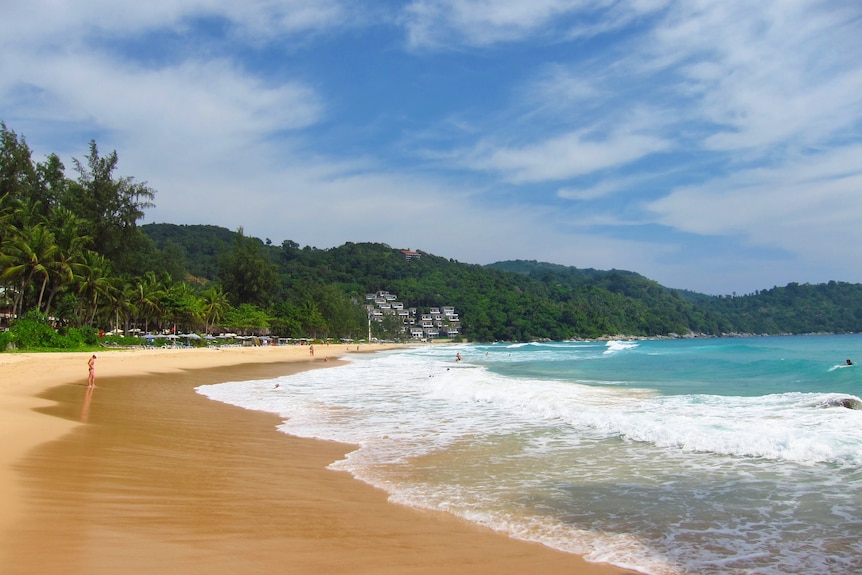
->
[0, 344, 637, 575]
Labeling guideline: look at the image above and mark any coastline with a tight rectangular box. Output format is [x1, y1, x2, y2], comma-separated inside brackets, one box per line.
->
[0, 344, 639, 575]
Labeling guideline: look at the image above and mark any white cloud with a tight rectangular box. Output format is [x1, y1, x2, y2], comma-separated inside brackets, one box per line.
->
[649, 1, 862, 153]
[523, 65, 603, 112]
[557, 172, 659, 201]
[402, 0, 595, 48]
[646, 145, 862, 262]
[3, 0, 862, 297]
[466, 129, 669, 183]
[2, 48, 323, 166]
[0, 0, 350, 47]
[0, 0, 333, 178]
[218, 0, 349, 38]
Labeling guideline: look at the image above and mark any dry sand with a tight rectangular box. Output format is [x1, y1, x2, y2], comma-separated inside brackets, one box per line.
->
[0, 344, 640, 575]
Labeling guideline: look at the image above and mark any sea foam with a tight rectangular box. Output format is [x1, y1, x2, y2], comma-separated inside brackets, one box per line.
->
[198, 338, 862, 575]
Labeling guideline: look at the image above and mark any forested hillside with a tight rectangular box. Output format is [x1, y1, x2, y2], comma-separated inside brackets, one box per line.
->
[142, 223, 862, 341]
[3, 122, 860, 347]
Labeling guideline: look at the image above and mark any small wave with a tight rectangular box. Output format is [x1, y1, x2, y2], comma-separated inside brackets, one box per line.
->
[505, 342, 574, 350]
[604, 340, 638, 354]
[807, 394, 862, 410]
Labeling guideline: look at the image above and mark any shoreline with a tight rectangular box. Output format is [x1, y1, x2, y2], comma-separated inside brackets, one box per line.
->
[1, 345, 639, 575]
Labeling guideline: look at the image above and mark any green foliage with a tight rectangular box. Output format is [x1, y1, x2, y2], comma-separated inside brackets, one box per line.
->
[64, 140, 155, 272]
[3, 312, 98, 350]
[5, 123, 862, 349]
[53, 325, 98, 348]
[7, 311, 60, 349]
[1, 124, 161, 338]
[218, 228, 278, 307]
[78, 326, 99, 345]
[9, 312, 54, 347]
[700, 281, 862, 335]
[140, 225, 862, 342]
[1, 123, 39, 205]
[145, 223, 234, 279]
[223, 303, 270, 333]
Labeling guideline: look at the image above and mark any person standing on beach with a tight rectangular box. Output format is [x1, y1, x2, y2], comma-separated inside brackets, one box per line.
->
[87, 354, 97, 387]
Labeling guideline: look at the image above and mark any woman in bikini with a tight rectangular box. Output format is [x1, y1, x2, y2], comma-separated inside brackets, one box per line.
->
[87, 354, 97, 387]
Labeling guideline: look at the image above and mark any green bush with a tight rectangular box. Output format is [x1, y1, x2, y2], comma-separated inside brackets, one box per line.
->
[53, 326, 94, 349]
[3, 312, 101, 351]
[77, 326, 99, 346]
[8, 312, 56, 349]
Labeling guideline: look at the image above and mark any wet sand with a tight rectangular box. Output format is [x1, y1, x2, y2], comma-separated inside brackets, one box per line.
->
[0, 345, 639, 575]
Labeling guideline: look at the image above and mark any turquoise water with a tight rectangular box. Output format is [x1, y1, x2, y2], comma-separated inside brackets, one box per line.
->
[198, 335, 862, 574]
[493, 337, 861, 397]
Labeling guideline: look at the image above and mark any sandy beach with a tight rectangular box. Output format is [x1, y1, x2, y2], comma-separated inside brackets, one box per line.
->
[0, 344, 639, 575]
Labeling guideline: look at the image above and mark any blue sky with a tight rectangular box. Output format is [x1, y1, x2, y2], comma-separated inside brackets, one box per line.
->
[2, 1, 861, 295]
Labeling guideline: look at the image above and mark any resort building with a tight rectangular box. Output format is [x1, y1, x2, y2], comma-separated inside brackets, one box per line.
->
[365, 290, 460, 340]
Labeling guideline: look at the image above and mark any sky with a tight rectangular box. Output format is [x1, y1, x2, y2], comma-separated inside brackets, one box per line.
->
[2, 1, 861, 295]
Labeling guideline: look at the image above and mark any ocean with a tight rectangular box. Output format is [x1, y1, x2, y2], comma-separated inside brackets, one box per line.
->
[197, 335, 862, 574]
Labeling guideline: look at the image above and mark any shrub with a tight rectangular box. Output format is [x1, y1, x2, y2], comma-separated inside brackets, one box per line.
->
[77, 326, 100, 346]
[0, 330, 11, 351]
[54, 326, 92, 349]
[8, 312, 56, 349]
[3, 312, 101, 351]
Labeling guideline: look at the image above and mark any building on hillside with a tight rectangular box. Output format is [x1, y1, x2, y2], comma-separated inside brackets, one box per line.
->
[366, 290, 460, 340]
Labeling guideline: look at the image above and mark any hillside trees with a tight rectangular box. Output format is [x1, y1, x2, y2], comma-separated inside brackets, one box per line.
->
[201, 285, 230, 334]
[0, 124, 208, 339]
[1, 222, 57, 318]
[6, 123, 862, 346]
[219, 228, 278, 308]
[142, 225, 862, 341]
[65, 140, 155, 272]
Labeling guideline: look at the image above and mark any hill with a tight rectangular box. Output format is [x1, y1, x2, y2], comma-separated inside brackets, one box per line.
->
[140, 223, 862, 341]
[7, 124, 858, 346]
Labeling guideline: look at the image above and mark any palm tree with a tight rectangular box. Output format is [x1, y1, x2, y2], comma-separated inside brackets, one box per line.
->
[0, 222, 58, 317]
[162, 281, 204, 333]
[107, 275, 136, 335]
[201, 285, 230, 334]
[0, 195, 17, 313]
[0, 198, 54, 315]
[131, 271, 165, 333]
[75, 251, 114, 327]
[42, 207, 91, 318]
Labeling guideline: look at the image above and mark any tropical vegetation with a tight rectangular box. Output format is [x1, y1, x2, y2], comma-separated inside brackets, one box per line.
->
[3, 123, 862, 351]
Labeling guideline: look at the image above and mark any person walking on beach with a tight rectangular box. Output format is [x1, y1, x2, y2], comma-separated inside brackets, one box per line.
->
[87, 354, 97, 387]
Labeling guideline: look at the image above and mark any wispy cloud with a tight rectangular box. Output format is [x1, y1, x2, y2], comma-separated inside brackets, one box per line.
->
[557, 173, 658, 201]
[465, 129, 669, 183]
[402, 0, 596, 48]
[2, 0, 861, 294]
[0, 0, 351, 45]
[646, 145, 862, 255]
[645, 1, 862, 153]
